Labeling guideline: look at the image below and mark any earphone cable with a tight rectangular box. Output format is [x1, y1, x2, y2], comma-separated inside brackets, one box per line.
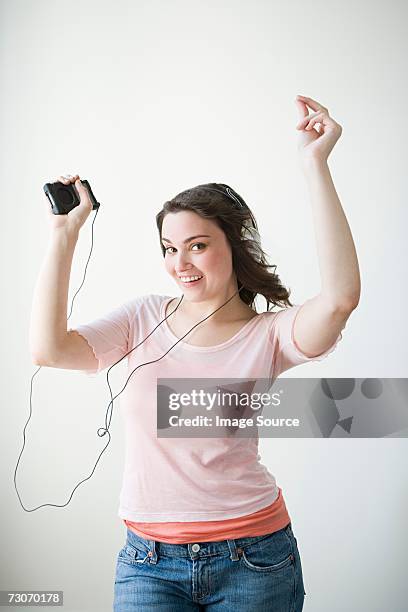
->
[15, 204, 246, 512]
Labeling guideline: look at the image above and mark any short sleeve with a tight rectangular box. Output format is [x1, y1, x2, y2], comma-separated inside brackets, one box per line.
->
[68, 298, 140, 376]
[269, 303, 343, 378]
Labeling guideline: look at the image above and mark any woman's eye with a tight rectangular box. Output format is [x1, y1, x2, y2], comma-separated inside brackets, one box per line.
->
[164, 243, 206, 254]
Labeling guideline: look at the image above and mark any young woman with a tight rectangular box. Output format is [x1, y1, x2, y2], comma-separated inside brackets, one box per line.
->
[30, 95, 360, 611]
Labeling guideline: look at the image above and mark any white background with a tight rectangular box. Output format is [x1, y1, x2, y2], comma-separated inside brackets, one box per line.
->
[1, 0, 407, 610]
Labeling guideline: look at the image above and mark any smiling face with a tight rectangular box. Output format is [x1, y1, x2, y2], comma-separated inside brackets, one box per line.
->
[161, 210, 238, 304]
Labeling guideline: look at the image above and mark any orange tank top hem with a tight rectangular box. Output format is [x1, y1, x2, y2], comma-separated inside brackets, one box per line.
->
[123, 486, 291, 544]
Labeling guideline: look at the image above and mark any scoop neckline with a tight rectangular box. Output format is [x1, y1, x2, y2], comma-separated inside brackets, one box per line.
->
[160, 296, 264, 353]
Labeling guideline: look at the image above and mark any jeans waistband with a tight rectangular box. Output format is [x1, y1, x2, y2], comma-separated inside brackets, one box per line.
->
[125, 522, 293, 563]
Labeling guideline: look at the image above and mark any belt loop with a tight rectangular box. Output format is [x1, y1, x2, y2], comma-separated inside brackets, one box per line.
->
[227, 539, 241, 562]
[147, 539, 158, 564]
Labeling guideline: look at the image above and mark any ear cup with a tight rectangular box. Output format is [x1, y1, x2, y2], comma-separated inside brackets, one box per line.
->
[241, 223, 260, 240]
[241, 222, 263, 262]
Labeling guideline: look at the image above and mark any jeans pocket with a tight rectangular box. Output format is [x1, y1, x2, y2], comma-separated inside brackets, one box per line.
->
[118, 541, 150, 565]
[240, 527, 295, 573]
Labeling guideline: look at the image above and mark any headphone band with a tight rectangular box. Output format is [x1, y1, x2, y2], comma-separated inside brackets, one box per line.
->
[198, 186, 257, 231]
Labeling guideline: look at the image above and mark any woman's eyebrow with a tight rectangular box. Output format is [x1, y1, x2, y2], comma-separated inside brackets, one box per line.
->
[161, 234, 211, 244]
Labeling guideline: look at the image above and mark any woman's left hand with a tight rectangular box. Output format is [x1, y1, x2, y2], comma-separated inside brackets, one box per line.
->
[295, 95, 342, 165]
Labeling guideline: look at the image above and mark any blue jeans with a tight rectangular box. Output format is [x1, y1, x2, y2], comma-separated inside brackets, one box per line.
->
[113, 522, 306, 611]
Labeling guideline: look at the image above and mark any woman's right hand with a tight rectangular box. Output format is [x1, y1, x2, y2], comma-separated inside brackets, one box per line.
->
[47, 174, 94, 233]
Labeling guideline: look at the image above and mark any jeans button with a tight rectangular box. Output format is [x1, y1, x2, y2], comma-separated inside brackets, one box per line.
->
[191, 544, 200, 552]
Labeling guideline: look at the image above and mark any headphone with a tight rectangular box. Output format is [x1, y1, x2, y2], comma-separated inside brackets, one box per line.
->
[14, 185, 261, 512]
[202, 185, 261, 247]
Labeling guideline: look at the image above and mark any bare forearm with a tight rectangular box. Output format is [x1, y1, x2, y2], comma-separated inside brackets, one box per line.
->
[303, 159, 361, 309]
[29, 228, 79, 360]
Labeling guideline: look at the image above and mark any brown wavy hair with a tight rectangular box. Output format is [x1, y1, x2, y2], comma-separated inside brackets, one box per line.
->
[155, 182, 293, 312]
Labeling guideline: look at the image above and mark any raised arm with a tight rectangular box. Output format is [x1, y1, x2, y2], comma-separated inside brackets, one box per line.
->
[29, 173, 96, 368]
[291, 95, 361, 358]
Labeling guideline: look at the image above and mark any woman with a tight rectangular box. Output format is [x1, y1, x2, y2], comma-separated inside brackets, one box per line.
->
[32, 95, 360, 611]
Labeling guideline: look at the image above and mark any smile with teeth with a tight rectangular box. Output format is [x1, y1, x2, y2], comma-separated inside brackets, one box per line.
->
[178, 275, 203, 284]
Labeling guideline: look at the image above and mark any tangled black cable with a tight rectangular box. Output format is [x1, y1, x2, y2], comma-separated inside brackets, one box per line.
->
[15, 188, 253, 512]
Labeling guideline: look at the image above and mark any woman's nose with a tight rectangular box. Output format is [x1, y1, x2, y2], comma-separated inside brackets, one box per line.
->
[175, 251, 191, 268]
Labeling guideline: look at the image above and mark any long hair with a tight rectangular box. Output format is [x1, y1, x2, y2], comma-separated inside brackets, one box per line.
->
[155, 182, 293, 312]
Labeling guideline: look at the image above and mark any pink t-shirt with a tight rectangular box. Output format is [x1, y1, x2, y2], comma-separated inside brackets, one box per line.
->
[70, 294, 342, 527]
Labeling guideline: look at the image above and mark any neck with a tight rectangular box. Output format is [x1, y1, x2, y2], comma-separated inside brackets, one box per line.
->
[176, 290, 247, 323]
